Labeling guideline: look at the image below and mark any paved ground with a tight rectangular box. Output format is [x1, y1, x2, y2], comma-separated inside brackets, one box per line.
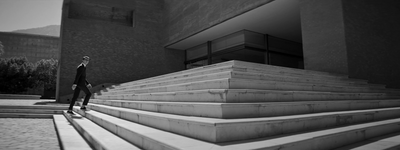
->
[0, 99, 69, 106]
[0, 98, 69, 150]
[0, 118, 60, 150]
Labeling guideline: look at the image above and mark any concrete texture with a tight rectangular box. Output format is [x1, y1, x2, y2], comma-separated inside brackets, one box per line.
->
[0, 118, 61, 150]
[342, 0, 400, 89]
[3, 59, 400, 149]
[86, 103, 400, 143]
[335, 132, 400, 150]
[88, 99, 400, 119]
[164, 0, 274, 45]
[53, 115, 92, 150]
[300, 0, 400, 88]
[299, 0, 349, 74]
[73, 105, 400, 150]
[0, 99, 65, 106]
[0, 32, 60, 63]
[0, 99, 92, 150]
[63, 111, 140, 150]
[57, 0, 185, 103]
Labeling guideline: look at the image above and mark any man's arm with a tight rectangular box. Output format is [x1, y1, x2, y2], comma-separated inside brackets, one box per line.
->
[73, 65, 84, 84]
[85, 80, 92, 89]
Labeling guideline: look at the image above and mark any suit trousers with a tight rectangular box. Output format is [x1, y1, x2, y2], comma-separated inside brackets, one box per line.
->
[68, 85, 92, 110]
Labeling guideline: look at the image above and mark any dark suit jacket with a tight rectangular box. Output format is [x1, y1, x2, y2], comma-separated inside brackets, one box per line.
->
[73, 63, 89, 87]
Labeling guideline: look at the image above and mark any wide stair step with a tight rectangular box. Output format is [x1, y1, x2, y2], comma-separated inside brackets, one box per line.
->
[89, 99, 400, 118]
[0, 105, 67, 118]
[63, 110, 141, 150]
[53, 115, 93, 150]
[99, 61, 374, 94]
[334, 132, 400, 150]
[71, 107, 400, 150]
[105, 71, 383, 93]
[102, 78, 389, 95]
[95, 89, 397, 103]
[84, 103, 400, 143]
[62, 60, 400, 149]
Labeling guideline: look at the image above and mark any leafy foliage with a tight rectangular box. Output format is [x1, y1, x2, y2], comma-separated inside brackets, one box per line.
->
[0, 41, 4, 56]
[34, 58, 58, 91]
[0, 57, 36, 93]
[0, 57, 58, 94]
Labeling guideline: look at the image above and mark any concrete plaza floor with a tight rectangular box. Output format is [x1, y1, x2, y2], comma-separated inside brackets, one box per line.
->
[0, 98, 69, 150]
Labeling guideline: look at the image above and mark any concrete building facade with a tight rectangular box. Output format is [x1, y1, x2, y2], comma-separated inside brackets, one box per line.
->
[57, 0, 400, 102]
[0, 32, 60, 63]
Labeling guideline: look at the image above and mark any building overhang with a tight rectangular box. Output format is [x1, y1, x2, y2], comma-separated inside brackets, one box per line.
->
[165, 0, 301, 50]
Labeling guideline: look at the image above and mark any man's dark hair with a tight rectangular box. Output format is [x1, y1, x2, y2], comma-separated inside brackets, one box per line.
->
[83, 56, 90, 60]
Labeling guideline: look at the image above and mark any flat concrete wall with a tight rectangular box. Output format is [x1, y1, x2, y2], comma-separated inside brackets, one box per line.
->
[57, 0, 184, 102]
[343, 0, 400, 88]
[300, 0, 400, 88]
[299, 0, 349, 75]
[163, 0, 274, 46]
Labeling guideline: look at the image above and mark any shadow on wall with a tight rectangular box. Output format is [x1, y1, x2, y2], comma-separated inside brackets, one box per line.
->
[59, 83, 116, 103]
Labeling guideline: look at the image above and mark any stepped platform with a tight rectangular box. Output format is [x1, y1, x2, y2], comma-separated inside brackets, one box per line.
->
[0, 94, 41, 99]
[334, 132, 400, 150]
[0, 105, 67, 118]
[58, 60, 400, 149]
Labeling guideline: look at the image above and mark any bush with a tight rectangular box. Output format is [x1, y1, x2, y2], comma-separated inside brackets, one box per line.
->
[0, 41, 4, 56]
[34, 58, 58, 91]
[0, 57, 58, 94]
[0, 57, 36, 94]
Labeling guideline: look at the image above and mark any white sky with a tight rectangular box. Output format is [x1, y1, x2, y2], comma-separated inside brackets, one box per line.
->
[0, 0, 63, 32]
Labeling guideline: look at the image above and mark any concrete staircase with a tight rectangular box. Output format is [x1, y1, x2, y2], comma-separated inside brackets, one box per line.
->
[64, 60, 400, 150]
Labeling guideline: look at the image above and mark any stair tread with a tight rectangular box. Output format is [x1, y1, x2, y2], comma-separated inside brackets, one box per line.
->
[334, 132, 400, 150]
[76, 108, 400, 150]
[91, 98, 400, 106]
[89, 103, 400, 124]
[106, 78, 382, 94]
[86, 60, 400, 147]
[113, 65, 366, 90]
[114, 60, 368, 89]
[64, 110, 141, 150]
[118, 64, 235, 86]
[0, 109, 63, 114]
[0, 113, 53, 118]
[89, 99, 400, 118]
[0, 105, 68, 110]
[98, 88, 387, 96]
[53, 115, 93, 150]
[96, 89, 391, 102]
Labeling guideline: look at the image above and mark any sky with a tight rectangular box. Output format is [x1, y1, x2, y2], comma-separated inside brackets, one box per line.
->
[0, 0, 63, 32]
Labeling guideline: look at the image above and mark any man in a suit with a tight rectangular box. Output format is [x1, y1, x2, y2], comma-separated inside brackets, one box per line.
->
[67, 56, 92, 114]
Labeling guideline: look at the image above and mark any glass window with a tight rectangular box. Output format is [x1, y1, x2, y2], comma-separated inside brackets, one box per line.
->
[186, 43, 207, 60]
[269, 52, 304, 69]
[212, 48, 266, 64]
[212, 31, 245, 53]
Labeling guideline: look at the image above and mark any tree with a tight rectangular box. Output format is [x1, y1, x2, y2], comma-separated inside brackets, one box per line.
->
[34, 58, 58, 91]
[0, 57, 58, 94]
[0, 57, 36, 94]
[0, 41, 4, 56]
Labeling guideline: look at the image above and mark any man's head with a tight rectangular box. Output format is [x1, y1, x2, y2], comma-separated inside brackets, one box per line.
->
[82, 56, 90, 65]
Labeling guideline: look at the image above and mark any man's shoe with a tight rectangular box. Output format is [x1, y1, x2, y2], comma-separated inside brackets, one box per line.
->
[80, 107, 87, 111]
[66, 110, 75, 115]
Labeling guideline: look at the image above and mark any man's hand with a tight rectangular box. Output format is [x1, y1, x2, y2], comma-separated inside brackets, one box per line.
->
[87, 84, 92, 89]
[72, 84, 77, 90]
